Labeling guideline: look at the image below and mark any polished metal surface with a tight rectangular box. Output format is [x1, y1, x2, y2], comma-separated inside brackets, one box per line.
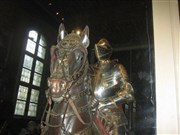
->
[93, 60, 126, 101]
[92, 38, 134, 134]
[41, 24, 134, 135]
[41, 23, 93, 135]
[95, 38, 112, 61]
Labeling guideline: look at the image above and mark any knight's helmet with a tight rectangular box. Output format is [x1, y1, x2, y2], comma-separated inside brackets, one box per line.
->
[95, 38, 112, 61]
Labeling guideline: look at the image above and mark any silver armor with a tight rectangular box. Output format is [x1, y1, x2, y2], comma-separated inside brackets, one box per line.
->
[92, 39, 134, 134]
[41, 24, 134, 135]
[41, 24, 93, 135]
[93, 60, 126, 101]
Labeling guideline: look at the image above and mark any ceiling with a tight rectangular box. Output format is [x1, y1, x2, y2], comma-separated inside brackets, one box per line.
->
[34, 0, 153, 50]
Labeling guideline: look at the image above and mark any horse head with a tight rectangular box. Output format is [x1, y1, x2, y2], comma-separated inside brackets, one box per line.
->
[48, 23, 90, 102]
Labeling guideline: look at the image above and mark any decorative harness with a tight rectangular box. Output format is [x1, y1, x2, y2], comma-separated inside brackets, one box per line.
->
[41, 36, 91, 134]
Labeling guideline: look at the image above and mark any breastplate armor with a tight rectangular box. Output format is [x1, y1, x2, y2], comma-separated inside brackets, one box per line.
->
[93, 60, 125, 101]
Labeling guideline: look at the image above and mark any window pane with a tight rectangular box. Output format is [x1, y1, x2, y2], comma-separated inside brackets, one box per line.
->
[39, 36, 46, 46]
[28, 103, 37, 117]
[30, 89, 39, 103]
[35, 60, 43, 74]
[14, 100, 26, 115]
[17, 85, 28, 100]
[23, 55, 33, 70]
[26, 39, 36, 54]
[20, 68, 31, 83]
[33, 73, 41, 87]
[37, 45, 46, 59]
[28, 30, 38, 42]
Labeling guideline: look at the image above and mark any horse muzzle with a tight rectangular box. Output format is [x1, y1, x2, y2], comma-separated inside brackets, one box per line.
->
[47, 78, 67, 99]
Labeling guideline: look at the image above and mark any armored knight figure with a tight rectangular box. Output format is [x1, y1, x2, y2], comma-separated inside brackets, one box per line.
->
[91, 38, 134, 135]
[41, 23, 134, 135]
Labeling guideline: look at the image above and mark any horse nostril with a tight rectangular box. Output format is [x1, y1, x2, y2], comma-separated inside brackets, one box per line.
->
[52, 88, 56, 93]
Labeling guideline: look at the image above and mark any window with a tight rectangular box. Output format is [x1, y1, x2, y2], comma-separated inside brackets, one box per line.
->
[14, 30, 47, 117]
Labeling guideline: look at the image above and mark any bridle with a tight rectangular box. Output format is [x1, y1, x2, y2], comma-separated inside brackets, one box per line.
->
[41, 40, 91, 134]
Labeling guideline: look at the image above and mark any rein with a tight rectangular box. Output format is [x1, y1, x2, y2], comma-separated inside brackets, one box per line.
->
[41, 45, 90, 134]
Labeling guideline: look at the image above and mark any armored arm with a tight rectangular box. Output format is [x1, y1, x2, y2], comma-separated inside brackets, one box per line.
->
[97, 64, 134, 110]
[116, 63, 134, 103]
[98, 82, 134, 110]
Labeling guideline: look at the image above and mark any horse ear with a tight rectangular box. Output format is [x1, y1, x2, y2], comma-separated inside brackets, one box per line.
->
[81, 25, 89, 48]
[57, 23, 67, 43]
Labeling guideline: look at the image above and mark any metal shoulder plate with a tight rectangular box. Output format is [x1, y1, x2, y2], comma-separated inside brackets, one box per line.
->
[93, 60, 126, 101]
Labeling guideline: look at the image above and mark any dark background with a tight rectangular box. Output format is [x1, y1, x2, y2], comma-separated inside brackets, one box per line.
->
[0, 0, 155, 134]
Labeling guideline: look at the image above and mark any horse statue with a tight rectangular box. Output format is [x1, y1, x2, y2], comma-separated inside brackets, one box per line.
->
[41, 23, 93, 135]
[41, 23, 134, 135]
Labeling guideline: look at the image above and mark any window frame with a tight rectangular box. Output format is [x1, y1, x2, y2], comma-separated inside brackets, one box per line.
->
[14, 29, 47, 118]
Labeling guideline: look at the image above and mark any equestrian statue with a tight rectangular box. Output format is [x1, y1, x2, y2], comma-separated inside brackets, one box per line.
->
[41, 23, 134, 135]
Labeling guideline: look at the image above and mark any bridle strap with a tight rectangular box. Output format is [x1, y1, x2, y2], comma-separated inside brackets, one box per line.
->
[41, 45, 90, 132]
[58, 45, 88, 81]
[41, 97, 52, 135]
[68, 97, 88, 125]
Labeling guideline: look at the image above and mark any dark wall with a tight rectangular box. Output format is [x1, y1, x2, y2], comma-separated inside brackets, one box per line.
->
[90, 1, 155, 134]
[110, 2, 156, 134]
[0, 1, 58, 134]
[0, 0, 155, 135]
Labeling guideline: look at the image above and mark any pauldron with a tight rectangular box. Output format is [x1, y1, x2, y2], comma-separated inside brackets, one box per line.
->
[93, 60, 125, 101]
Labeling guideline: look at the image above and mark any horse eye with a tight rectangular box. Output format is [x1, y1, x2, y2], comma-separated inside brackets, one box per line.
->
[77, 55, 83, 61]
[77, 56, 80, 60]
